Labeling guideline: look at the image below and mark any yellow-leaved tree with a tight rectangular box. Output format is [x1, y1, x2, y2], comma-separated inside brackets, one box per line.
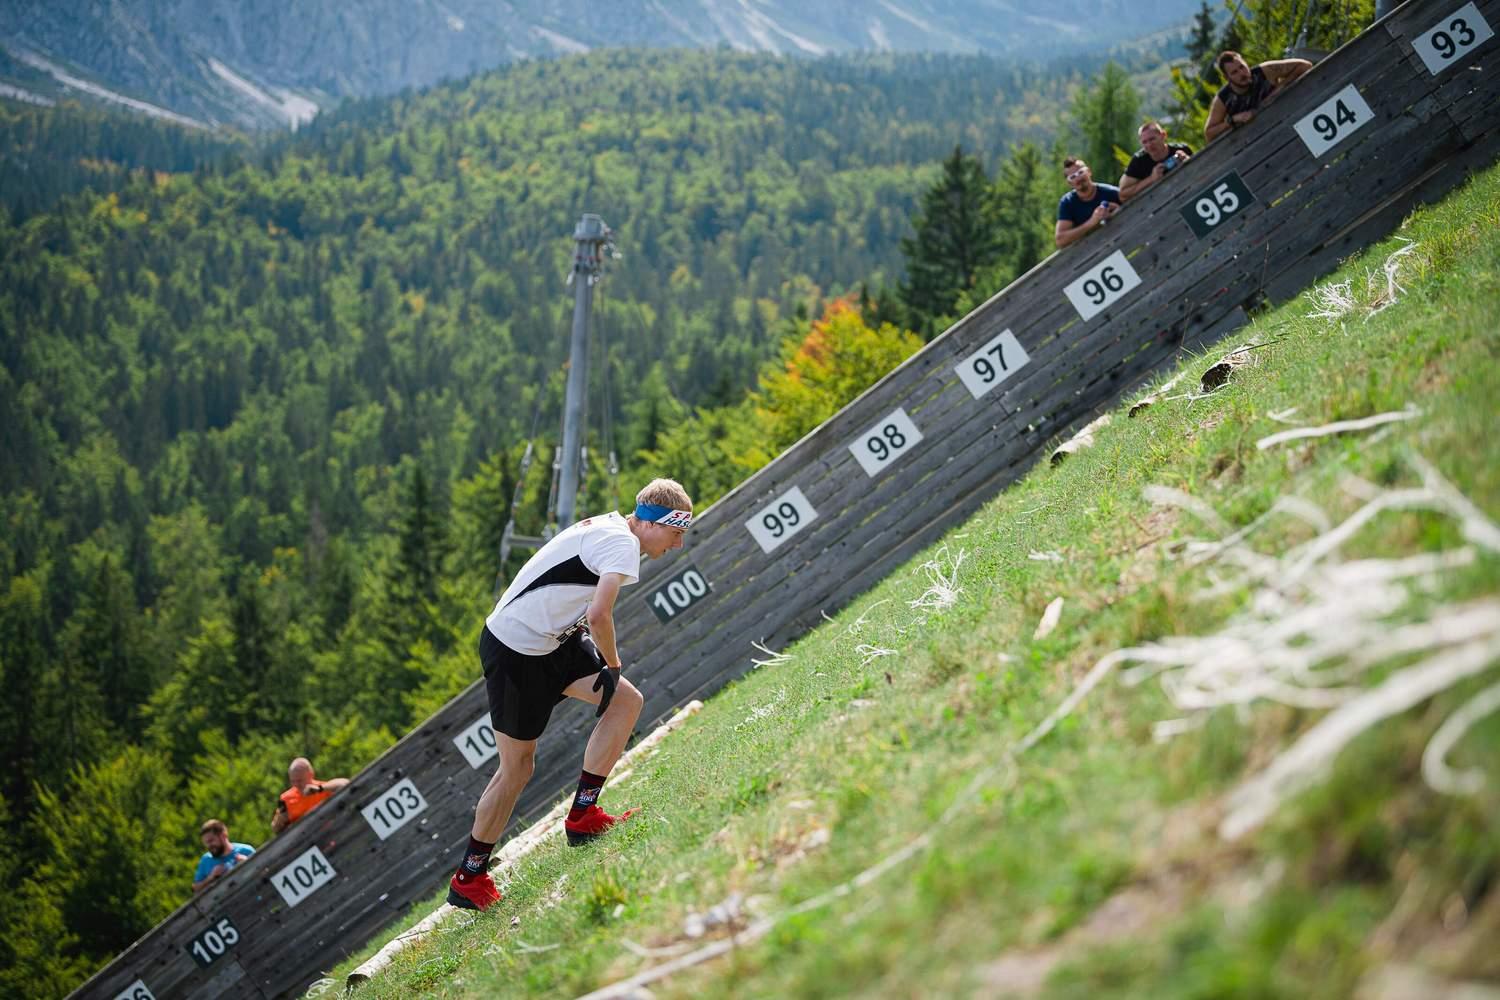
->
[636, 298, 922, 507]
[733, 297, 924, 472]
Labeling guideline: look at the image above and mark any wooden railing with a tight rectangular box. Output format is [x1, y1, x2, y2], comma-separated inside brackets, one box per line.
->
[75, 1, 1500, 995]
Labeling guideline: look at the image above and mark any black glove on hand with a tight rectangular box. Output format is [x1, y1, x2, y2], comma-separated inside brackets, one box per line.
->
[592, 665, 621, 718]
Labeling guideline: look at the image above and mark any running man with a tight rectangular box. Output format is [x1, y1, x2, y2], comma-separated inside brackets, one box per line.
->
[447, 478, 693, 911]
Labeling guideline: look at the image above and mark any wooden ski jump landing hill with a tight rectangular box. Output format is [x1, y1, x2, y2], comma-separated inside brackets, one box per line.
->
[75, 1, 1500, 996]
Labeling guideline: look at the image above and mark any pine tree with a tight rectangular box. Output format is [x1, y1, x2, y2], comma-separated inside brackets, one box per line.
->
[1188, 1, 1218, 63]
[991, 142, 1054, 283]
[0, 570, 51, 819]
[1168, 3, 1224, 139]
[2, 747, 187, 999]
[62, 554, 152, 738]
[898, 146, 1003, 337]
[396, 466, 444, 609]
[1068, 62, 1142, 177]
[351, 465, 452, 731]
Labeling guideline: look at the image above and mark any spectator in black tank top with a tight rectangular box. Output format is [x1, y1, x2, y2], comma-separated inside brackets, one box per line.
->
[1205, 50, 1314, 143]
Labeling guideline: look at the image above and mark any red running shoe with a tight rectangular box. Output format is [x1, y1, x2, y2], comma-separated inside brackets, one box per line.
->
[564, 804, 639, 846]
[447, 869, 501, 911]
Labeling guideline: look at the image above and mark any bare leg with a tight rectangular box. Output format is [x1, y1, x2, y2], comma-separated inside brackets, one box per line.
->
[561, 674, 644, 775]
[470, 734, 536, 842]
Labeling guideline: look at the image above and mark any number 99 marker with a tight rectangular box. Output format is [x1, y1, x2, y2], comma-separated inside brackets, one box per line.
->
[746, 486, 817, 554]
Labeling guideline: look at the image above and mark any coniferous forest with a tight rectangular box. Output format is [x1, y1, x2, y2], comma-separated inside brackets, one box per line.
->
[0, 5, 1373, 992]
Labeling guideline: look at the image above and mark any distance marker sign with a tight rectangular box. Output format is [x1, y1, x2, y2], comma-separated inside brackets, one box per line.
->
[273, 846, 337, 908]
[1064, 250, 1142, 321]
[1411, 3, 1493, 75]
[185, 916, 240, 968]
[850, 407, 923, 477]
[646, 563, 712, 623]
[454, 714, 498, 769]
[1180, 171, 1257, 238]
[956, 329, 1030, 399]
[359, 778, 428, 841]
[746, 487, 817, 554]
[1294, 84, 1374, 158]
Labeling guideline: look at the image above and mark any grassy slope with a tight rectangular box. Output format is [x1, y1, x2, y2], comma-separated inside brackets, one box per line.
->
[326, 160, 1500, 999]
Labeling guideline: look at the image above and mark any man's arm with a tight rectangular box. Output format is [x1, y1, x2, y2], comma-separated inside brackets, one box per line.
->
[1055, 203, 1113, 248]
[1263, 58, 1313, 91]
[1055, 216, 1099, 248]
[316, 778, 350, 793]
[1118, 170, 1142, 201]
[1205, 95, 1232, 142]
[585, 572, 627, 668]
[192, 866, 220, 893]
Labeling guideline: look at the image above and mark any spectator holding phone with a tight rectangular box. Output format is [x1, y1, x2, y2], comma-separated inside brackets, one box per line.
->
[192, 819, 254, 893]
[1118, 121, 1194, 202]
[1055, 156, 1122, 249]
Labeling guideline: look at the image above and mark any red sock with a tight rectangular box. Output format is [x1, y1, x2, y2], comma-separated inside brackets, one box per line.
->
[567, 769, 607, 822]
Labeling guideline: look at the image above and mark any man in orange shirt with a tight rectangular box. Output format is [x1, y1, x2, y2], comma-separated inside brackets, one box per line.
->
[271, 757, 350, 833]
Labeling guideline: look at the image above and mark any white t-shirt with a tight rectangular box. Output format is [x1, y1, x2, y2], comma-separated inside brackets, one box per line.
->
[486, 512, 641, 655]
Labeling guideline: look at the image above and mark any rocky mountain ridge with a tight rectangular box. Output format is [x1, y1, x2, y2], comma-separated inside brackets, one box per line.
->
[0, 0, 1198, 129]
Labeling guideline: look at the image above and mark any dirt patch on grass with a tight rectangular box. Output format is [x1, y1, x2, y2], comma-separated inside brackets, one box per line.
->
[1413, 353, 1455, 396]
[975, 798, 1262, 998]
[978, 871, 1192, 996]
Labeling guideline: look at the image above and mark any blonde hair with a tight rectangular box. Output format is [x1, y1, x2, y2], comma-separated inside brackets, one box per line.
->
[635, 478, 692, 511]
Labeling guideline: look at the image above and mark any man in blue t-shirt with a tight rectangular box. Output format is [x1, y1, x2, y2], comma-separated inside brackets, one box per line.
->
[1055, 156, 1121, 249]
[192, 818, 254, 893]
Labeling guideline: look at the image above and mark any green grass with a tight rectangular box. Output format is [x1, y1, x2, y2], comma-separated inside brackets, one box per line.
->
[323, 160, 1500, 999]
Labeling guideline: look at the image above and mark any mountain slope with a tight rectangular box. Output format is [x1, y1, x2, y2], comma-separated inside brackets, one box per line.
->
[0, 0, 1199, 128]
[324, 157, 1500, 1000]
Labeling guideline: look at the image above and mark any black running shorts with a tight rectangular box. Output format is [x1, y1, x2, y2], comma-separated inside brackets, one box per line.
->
[479, 626, 606, 741]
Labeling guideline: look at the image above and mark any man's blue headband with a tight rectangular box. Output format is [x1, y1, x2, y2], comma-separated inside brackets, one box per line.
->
[635, 503, 693, 528]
